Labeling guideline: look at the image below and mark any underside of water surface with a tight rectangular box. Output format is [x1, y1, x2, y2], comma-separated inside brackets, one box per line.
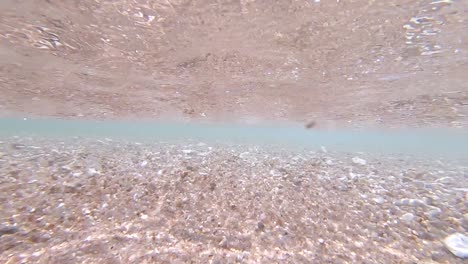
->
[1, 0, 467, 128]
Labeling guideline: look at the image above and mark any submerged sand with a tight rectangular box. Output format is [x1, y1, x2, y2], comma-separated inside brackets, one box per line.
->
[0, 137, 466, 263]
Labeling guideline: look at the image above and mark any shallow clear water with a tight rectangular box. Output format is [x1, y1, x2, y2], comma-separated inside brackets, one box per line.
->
[1, 1, 467, 263]
[1, 118, 467, 159]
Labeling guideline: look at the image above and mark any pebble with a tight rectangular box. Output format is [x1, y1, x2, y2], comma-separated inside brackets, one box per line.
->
[352, 157, 367, 165]
[239, 152, 250, 159]
[182, 149, 193, 154]
[72, 172, 82, 177]
[140, 160, 148, 167]
[218, 236, 228, 248]
[0, 225, 19, 237]
[431, 251, 446, 262]
[443, 233, 468, 259]
[408, 199, 427, 207]
[11, 143, 26, 150]
[257, 222, 265, 231]
[87, 168, 99, 176]
[236, 252, 251, 262]
[425, 208, 442, 219]
[400, 213, 415, 224]
[269, 169, 281, 177]
[395, 198, 427, 208]
[337, 183, 349, 192]
[373, 196, 385, 204]
[434, 177, 452, 184]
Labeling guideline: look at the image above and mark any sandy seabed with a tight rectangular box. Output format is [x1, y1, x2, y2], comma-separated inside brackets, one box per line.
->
[0, 137, 467, 263]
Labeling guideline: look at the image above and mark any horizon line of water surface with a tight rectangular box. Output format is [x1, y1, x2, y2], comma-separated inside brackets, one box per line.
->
[0, 117, 467, 159]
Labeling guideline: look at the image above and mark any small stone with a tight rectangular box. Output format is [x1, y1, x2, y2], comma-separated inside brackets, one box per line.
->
[186, 165, 196, 171]
[443, 233, 468, 259]
[318, 238, 324, 244]
[402, 177, 412, 183]
[349, 172, 359, 180]
[72, 172, 82, 177]
[219, 236, 228, 248]
[408, 199, 427, 207]
[182, 149, 193, 154]
[352, 157, 367, 165]
[29, 232, 51, 243]
[423, 183, 434, 189]
[434, 177, 452, 184]
[425, 208, 442, 219]
[269, 169, 281, 177]
[0, 226, 19, 237]
[423, 196, 435, 206]
[236, 252, 250, 262]
[395, 198, 427, 208]
[373, 196, 385, 204]
[337, 184, 349, 191]
[418, 231, 436, 241]
[87, 168, 99, 176]
[431, 251, 446, 262]
[10, 143, 26, 150]
[140, 160, 148, 167]
[32, 249, 45, 257]
[447, 217, 462, 228]
[400, 213, 415, 224]
[257, 222, 265, 231]
[218, 235, 252, 251]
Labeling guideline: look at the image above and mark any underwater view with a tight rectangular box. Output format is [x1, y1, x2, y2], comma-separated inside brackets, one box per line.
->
[1, 0, 467, 263]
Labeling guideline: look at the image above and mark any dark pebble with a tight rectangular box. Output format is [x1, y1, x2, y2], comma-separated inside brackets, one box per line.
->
[257, 222, 265, 231]
[0, 226, 19, 237]
[431, 251, 447, 262]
